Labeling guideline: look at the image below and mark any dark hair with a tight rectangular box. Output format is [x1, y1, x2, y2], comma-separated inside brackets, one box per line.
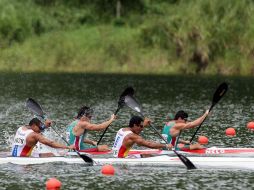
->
[29, 118, 42, 126]
[129, 116, 143, 128]
[76, 106, 94, 119]
[174, 110, 188, 120]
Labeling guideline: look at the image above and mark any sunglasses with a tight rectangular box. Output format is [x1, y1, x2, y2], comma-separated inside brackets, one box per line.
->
[39, 123, 46, 131]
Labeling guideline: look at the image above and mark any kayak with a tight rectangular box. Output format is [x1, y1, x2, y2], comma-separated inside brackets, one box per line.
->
[2, 147, 253, 158]
[79, 147, 254, 156]
[1, 155, 254, 170]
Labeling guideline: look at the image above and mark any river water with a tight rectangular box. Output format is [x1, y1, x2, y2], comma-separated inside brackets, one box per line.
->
[0, 73, 254, 189]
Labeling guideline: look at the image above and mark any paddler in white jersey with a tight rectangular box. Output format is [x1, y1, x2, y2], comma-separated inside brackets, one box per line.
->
[66, 106, 116, 152]
[11, 118, 74, 157]
[112, 116, 172, 158]
[162, 110, 209, 150]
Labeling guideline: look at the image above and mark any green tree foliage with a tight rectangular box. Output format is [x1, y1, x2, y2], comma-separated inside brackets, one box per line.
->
[1, 0, 254, 75]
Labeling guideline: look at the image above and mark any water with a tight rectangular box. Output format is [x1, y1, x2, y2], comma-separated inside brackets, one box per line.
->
[0, 73, 254, 189]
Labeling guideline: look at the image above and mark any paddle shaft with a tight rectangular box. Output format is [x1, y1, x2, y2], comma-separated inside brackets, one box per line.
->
[189, 102, 215, 143]
[189, 82, 228, 143]
[26, 99, 94, 164]
[45, 120, 94, 163]
[50, 125, 89, 160]
[97, 87, 135, 145]
[97, 107, 121, 145]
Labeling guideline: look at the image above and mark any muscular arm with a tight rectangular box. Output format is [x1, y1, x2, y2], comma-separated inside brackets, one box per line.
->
[183, 111, 208, 129]
[34, 134, 70, 149]
[80, 115, 115, 131]
[84, 121, 112, 131]
[173, 111, 209, 130]
[129, 134, 167, 149]
[179, 139, 190, 144]
[84, 139, 97, 146]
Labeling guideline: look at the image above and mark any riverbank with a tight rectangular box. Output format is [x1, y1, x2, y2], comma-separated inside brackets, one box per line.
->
[1, 0, 254, 75]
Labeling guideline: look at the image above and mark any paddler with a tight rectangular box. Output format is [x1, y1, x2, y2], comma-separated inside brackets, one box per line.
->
[162, 110, 209, 150]
[66, 106, 116, 152]
[11, 118, 74, 157]
[112, 116, 172, 158]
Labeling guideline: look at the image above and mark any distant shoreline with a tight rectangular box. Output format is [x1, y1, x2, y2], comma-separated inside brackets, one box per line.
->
[1, 1, 253, 76]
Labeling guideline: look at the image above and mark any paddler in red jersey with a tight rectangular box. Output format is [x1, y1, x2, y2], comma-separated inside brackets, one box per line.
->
[162, 110, 209, 150]
[112, 116, 172, 158]
[11, 118, 74, 157]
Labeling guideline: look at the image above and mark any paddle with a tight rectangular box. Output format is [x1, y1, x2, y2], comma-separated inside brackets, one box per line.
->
[97, 87, 134, 145]
[26, 98, 94, 165]
[124, 95, 196, 170]
[189, 82, 228, 143]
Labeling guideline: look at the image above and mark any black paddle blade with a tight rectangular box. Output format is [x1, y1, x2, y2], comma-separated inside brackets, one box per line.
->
[80, 154, 94, 165]
[173, 150, 196, 170]
[120, 86, 135, 97]
[118, 87, 135, 107]
[212, 82, 228, 105]
[26, 98, 44, 117]
[124, 95, 143, 114]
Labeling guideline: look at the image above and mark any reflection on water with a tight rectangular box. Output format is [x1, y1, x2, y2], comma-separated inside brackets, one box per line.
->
[0, 73, 254, 189]
[0, 164, 253, 190]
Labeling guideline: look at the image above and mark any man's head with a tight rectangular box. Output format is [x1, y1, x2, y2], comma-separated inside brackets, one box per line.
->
[174, 110, 188, 122]
[129, 116, 144, 134]
[29, 118, 45, 133]
[76, 106, 94, 120]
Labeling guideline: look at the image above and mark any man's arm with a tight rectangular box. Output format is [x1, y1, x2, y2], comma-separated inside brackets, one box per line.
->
[35, 133, 74, 149]
[84, 139, 97, 146]
[130, 135, 172, 149]
[182, 110, 209, 129]
[179, 139, 190, 144]
[80, 114, 116, 131]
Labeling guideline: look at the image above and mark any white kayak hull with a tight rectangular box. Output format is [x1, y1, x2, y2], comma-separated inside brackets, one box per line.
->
[79, 147, 254, 156]
[1, 156, 254, 170]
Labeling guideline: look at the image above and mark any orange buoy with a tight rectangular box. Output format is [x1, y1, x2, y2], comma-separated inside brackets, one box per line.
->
[225, 128, 236, 136]
[101, 164, 115, 175]
[247, 121, 254, 129]
[198, 136, 209, 145]
[46, 178, 62, 190]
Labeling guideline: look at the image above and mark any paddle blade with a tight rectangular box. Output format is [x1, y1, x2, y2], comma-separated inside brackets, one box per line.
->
[80, 154, 94, 165]
[26, 98, 44, 117]
[173, 150, 196, 170]
[212, 82, 228, 106]
[120, 86, 135, 97]
[118, 87, 135, 107]
[124, 95, 143, 114]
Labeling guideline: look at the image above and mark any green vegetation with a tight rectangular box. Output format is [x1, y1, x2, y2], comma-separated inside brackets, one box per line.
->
[1, 0, 254, 75]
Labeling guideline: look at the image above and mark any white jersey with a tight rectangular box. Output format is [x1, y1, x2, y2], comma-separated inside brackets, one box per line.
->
[112, 128, 133, 158]
[11, 126, 34, 157]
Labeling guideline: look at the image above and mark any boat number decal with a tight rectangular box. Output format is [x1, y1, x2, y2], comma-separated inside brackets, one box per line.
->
[205, 149, 225, 154]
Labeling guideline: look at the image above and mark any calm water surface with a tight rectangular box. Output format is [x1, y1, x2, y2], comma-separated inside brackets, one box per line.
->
[0, 73, 254, 190]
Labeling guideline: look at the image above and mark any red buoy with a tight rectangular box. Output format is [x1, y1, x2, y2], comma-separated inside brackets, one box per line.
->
[225, 128, 236, 136]
[101, 164, 115, 175]
[46, 178, 62, 190]
[198, 136, 209, 145]
[247, 121, 254, 130]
